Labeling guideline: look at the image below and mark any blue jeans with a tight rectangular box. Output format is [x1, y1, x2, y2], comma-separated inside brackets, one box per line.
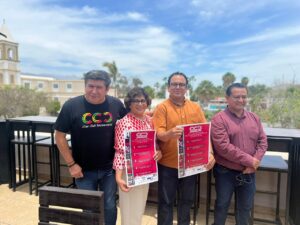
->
[157, 164, 196, 225]
[75, 168, 117, 225]
[213, 164, 256, 225]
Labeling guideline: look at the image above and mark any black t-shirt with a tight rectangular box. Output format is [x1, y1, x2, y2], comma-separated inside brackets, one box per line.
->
[54, 95, 127, 171]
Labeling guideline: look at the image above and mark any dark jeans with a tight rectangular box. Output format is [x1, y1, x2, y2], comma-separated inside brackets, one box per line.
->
[157, 164, 196, 225]
[75, 168, 117, 225]
[213, 164, 256, 225]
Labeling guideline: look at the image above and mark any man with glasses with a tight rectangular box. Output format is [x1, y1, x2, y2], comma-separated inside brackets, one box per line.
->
[153, 72, 215, 225]
[211, 83, 268, 225]
[55, 70, 127, 225]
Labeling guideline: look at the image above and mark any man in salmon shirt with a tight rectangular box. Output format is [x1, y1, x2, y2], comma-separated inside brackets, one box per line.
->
[153, 72, 215, 225]
[211, 83, 268, 225]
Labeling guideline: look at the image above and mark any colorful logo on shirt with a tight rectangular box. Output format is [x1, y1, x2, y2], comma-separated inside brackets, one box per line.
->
[82, 112, 113, 125]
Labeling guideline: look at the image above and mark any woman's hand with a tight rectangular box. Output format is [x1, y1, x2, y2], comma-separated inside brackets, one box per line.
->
[205, 153, 216, 170]
[116, 177, 131, 192]
[153, 150, 162, 161]
[115, 170, 131, 192]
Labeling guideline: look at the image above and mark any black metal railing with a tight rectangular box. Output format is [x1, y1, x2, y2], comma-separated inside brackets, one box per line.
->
[289, 139, 300, 225]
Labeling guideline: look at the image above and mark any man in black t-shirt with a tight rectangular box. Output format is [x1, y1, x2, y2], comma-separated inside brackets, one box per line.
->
[54, 70, 127, 225]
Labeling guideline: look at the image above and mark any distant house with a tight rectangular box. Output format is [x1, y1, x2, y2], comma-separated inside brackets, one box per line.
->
[205, 98, 227, 111]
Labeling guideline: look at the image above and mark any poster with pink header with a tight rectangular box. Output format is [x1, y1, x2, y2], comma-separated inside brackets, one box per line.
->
[178, 123, 211, 178]
[124, 130, 158, 187]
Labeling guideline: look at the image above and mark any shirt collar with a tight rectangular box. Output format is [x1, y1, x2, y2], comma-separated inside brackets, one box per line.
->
[225, 107, 246, 119]
[169, 98, 186, 107]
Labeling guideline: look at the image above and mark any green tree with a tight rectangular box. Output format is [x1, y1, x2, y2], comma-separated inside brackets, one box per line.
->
[248, 84, 269, 97]
[103, 61, 120, 97]
[241, 76, 249, 86]
[0, 86, 47, 118]
[45, 99, 61, 116]
[215, 85, 224, 97]
[131, 77, 143, 88]
[143, 85, 155, 99]
[248, 84, 269, 113]
[187, 75, 196, 99]
[262, 85, 300, 128]
[187, 75, 195, 89]
[222, 72, 236, 89]
[194, 80, 217, 105]
[116, 75, 129, 98]
[154, 82, 160, 96]
[204, 110, 219, 122]
[156, 76, 168, 98]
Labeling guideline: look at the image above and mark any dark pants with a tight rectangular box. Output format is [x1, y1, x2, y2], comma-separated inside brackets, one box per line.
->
[213, 164, 256, 225]
[75, 168, 117, 225]
[157, 164, 196, 225]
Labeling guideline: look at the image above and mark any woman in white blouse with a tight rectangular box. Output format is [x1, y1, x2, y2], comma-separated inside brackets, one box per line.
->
[113, 87, 162, 225]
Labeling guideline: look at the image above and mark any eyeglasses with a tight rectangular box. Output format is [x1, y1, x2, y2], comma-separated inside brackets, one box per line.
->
[235, 173, 252, 186]
[170, 82, 187, 88]
[131, 99, 147, 104]
[231, 95, 248, 101]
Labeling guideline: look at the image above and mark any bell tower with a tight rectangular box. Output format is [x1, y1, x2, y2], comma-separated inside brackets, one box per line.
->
[0, 20, 21, 86]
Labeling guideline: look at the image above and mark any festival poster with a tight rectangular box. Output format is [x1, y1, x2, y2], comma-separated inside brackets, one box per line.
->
[178, 123, 211, 178]
[124, 130, 158, 187]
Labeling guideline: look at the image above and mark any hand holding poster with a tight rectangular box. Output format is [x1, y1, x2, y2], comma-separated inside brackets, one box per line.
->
[124, 130, 158, 187]
[178, 123, 211, 178]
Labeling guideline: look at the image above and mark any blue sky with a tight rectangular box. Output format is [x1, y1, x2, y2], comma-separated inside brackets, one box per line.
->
[1, 0, 300, 87]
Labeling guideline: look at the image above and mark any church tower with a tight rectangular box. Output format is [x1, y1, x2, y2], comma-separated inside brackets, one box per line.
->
[0, 20, 21, 86]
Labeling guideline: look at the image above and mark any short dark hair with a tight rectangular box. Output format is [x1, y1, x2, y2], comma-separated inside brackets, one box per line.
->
[83, 70, 111, 87]
[124, 87, 152, 111]
[167, 72, 189, 87]
[226, 83, 248, 96]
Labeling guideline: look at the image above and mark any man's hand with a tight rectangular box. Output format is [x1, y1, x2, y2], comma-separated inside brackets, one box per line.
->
[252, 158, 260, 170]
[69, 164, 83, 179]
[243, 167, 256, 174]
[167, 127, 183, 139]
[153, 150, 162, 161]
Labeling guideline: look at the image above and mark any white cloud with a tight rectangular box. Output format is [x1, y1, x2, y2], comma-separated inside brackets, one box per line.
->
[189, 0, 300, 28]
[0, 1, 176, 78]
[233, 43, 300, 85]
[1, 0, 300, 87]
[223, 26, 300, 46]
[127, 12, 148, 22]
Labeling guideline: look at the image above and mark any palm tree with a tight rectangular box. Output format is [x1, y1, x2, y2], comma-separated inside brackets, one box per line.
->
[103, 61, 120, 97]
[143, 85, 155, 99]
[131, 77, 143, 88]
[222, 72, 236, 89]
[187, 75, 196, 94]
[241, 76, 249, 86]
[154, 82, 160, 97]
[117, 75, 129, 98]
[194, 80, 217, 105]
